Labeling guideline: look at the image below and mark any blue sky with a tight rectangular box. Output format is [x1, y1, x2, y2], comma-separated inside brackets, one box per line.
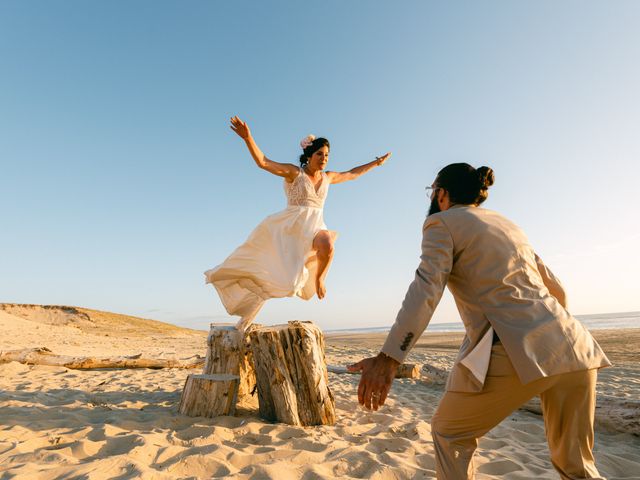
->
[1, 1, 639, 331]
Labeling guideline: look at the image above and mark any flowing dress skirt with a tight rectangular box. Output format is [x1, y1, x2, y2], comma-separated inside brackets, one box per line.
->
[205, 205, 337, 324]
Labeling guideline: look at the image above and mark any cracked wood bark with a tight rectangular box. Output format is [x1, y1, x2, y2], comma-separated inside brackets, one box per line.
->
[0, 347, 204, 369]
[202, 324, 258, 401]
[249, 321, 335, 426]
[178, 374, 239, 417]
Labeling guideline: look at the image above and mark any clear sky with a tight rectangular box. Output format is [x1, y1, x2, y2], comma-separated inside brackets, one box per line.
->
[1, 1, 639, 331]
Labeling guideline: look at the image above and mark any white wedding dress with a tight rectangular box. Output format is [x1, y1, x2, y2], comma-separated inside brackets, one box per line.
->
[205, 167, 337, 328]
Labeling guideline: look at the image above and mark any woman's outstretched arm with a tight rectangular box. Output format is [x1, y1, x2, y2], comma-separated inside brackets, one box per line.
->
[326, 152, 391, 184]
[230, 116, 299, 181]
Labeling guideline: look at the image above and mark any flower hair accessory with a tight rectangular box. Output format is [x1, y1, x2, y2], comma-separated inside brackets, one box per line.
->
[300, 134, 316, 150]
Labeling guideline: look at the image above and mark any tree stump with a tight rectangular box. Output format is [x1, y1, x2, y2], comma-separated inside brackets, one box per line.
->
[203, 324, 257, 401]
[178, 374, 239, 417]
[249, 321, 335, 426]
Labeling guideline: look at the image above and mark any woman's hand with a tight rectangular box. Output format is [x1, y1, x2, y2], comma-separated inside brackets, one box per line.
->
[375, 152, 392, 166]
[229, 117, 298, 180]
[230, 116, 251, 140]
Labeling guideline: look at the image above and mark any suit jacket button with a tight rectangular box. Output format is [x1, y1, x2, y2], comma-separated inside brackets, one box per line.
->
[400, 345, 406, 351]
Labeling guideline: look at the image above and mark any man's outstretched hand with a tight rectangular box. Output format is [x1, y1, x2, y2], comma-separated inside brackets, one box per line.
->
[348, 353, 400, 411]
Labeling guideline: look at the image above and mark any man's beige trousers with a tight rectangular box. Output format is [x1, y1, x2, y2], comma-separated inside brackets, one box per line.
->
[431, 343, 604, 480]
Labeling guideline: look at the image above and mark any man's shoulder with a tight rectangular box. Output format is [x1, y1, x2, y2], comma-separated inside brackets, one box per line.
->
[425, 206, 514, 232]
[430, 205, 500, 221]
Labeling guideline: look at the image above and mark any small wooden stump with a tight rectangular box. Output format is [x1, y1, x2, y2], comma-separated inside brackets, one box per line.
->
[250, 321, 335, 426]
[203, 324, 257, 401]
[178, 374, 239, 417]
[203, 325, 242, 374]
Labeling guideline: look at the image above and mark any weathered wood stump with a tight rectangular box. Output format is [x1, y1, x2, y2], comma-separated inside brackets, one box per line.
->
[249, 321, 335, 426]
[203, 324, 257, 401]
[178, 374, 239, 417]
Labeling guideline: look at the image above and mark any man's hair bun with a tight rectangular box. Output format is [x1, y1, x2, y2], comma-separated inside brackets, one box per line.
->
[477, 166, 495, 189]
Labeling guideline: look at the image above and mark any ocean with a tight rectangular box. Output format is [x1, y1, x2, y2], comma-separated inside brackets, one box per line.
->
[326, 311, 640, 335]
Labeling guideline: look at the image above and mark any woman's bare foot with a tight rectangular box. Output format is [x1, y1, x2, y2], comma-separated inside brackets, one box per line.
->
[316, 277, 326, 299]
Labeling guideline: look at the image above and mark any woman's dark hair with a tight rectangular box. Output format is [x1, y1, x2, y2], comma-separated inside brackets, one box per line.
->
[299, 137, 330, 167]
[435, 163, 495, 205]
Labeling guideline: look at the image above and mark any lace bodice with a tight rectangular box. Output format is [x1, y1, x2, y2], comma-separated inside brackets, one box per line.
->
[284, 168, 330, 208]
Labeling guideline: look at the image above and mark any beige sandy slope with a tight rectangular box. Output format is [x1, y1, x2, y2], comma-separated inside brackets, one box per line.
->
[1, 307, 639, 479]
[0, 303, 203, 336]
[0, 304, 205, 359]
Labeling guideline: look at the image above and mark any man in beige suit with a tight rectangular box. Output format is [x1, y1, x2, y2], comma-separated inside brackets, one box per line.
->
[349, 163, 611, 479]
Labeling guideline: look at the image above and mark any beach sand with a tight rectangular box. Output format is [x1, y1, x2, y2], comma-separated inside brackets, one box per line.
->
[1, 305, 639, 479]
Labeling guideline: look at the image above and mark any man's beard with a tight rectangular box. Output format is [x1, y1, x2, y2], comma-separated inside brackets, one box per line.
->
[428, 196, 441, 216]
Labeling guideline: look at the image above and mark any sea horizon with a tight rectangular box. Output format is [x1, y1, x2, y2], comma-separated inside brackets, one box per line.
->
[324, 310, 640, 334]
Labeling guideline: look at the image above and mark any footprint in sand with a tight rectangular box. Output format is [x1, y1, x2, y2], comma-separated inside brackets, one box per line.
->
[258, 425, 278, 435]
[479, 438, 507, 450]
[276, 426, 307, 440]
[159, 453, 231, 478]
[226, 448, 298, 470]
[173, 425, 214, 441]
[235, 433, 273, 446]
[356, 412, 395, 426]
[477, 458, 524, 475]
[290, 438, 328, 453]
[331, 450, 380, 478]
[236, 463, 300, 480]
[211, 415, 245, 429]
[415, 452, 437, 470]
[93, 433, 145, 458]
[365, 437, 414, 455]
[252, 445, 276, 454]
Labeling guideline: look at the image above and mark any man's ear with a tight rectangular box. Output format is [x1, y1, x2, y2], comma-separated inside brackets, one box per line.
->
[437, 188, 450, 210]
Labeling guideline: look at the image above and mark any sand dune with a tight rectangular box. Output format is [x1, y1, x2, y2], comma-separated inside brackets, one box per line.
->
[0, 304, 205, 359]
[1, 303, 203, 336]
[1, 305, 639, 479]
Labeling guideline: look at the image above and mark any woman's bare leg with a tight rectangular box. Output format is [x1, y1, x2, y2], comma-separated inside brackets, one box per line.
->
[312, 230, 335, 299]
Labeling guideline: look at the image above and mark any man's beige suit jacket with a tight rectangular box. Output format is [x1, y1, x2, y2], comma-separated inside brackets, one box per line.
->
[381, 205, 611, 393]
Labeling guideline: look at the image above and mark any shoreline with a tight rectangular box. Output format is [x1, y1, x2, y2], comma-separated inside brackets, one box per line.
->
[326, 328, 640, 364]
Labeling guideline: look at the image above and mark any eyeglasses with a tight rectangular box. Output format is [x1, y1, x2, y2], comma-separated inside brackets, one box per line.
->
[425, 186, 440, 198]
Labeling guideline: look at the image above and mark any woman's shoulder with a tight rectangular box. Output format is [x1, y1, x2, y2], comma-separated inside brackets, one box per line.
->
[284, 165, 304, 183]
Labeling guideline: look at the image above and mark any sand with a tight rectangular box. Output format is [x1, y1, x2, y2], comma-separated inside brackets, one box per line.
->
[1, 305, 639, 479]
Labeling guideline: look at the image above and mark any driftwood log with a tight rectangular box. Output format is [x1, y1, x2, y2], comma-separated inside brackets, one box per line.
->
[520, 395, 640, 436]
[421, 364, 449, 384]
[327, 363, 421, 379]
[178, 374, 239, 417]
[250, 321, 335, 426]
[203, 324, 257, 401]
[0, 347, 204, 369]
